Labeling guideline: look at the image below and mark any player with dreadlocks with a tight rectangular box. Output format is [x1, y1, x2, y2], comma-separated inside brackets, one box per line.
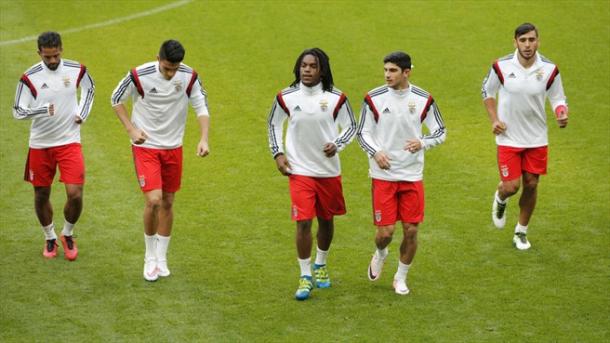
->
[267, 48, 357, 300]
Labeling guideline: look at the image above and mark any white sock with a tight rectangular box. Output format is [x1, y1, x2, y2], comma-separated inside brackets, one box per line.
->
[42, 223, 57, 240]
[156, 234, 171, 262]
[61, 220, 75, 237]
[144, 234, 157, 260]
[298, 257, 312, 277]
[495, 191, 507, 204]
[515, 223, 528, 234]
[376, 247, 389, 259]
[314, 247, 329, 266]
[394, 260, 410, 281]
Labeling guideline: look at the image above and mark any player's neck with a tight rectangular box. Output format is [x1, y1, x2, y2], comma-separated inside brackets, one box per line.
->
[517, 55, 536, 69]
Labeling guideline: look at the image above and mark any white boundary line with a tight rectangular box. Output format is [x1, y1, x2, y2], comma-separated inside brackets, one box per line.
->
[0, 0, 192, 47]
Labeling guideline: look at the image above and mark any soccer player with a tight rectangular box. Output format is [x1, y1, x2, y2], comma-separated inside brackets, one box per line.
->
[357, 52, 446, 295]
[111, 40, 210, 281]
[13, 31, 95, 261]
[267, 48, 356, 300]
[482, 23, 569, 250]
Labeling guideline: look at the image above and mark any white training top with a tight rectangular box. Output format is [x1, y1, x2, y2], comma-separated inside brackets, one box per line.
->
[110, 61, 209, 149]
[13, 59, 95, 148]
[481, 50, 567, 148]
[267, 82, 357, 177]
[357, 84, 446, 182]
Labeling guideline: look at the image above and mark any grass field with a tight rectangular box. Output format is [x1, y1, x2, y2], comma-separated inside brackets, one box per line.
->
[1, 0, 609, 341]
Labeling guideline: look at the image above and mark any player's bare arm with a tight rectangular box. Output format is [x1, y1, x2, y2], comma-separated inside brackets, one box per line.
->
[197, 115, 210, 157]
[484, 97, 506, 135]
[112, 103, 147, 144]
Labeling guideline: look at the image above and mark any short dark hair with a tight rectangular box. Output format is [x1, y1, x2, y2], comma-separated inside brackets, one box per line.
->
[514, 23, 538, 38]
[37, 31, 62, 50]
[159, 40, 185, 63]
[291, 48, 334, 92]
[383, 51, 411, 71]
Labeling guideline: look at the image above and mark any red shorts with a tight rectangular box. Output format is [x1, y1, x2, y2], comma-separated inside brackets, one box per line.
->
[24, 143, 85, 187]
[497, 145, 548, 181]
[289, 175, 346, 221]
[132, 146, 183, 193]
[372, 178, 424, 226]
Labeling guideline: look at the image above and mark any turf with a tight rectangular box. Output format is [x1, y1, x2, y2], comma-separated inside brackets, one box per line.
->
[1, 0, 608, 341]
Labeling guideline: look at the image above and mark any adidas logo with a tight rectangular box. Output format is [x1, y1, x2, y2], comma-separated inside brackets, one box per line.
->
[150, 88, 158, 93]
[508, 72, 516, 78]
[41, 83, 49, 89]
[383, 108, 391, 114]
[293, 105, 302, 111]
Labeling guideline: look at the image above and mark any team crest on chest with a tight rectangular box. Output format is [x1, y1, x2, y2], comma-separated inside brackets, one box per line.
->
[63, 76, 71, 87]
[535, 69, 544, 81]
[319, 99, 328, 111]
[173, 81, 182, 92]
[408, 101, 416, 114]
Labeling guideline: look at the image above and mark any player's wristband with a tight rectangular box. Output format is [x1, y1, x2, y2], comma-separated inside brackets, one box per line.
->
[554, 105, 568, 118]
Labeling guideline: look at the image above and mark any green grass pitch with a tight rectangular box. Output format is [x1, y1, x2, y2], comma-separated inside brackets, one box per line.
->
[1, 0, 608, 341]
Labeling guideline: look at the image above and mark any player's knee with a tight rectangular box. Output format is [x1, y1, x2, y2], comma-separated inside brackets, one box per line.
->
[401, 224, 418, 242]
[34, 188, 51, 204]
[503, 181, 520, 195]
[522, 177, 539, 190]
[66, 188, 82, 203]
[145, 196, 162, 210]
[377, 225, 395, 240]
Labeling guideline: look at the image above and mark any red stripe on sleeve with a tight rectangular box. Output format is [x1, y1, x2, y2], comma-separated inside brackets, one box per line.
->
[276, 92, 290, 117]
[365, 95, 380, 123]
[76, 65, 87, 88]
[130, 68, 145, 98]
[546, 66, 559, 90]
[186, 70, 198, 97]
[420, 96, 433, 122]
[492, 62, 504, 85]
[332, 93, 347, 120]
[20, 74, 37, 99]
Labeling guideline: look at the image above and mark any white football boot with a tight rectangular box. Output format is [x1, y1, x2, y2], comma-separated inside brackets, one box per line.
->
[492, 191, 507, 229]
[513, 232, 531, 250]
[393, 278, 410, 295]
[143, 258, 159, 281]
[368, 250, 386, 281]
[157, 259, 171, 277]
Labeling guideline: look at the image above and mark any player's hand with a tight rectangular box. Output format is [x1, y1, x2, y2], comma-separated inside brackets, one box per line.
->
[374, 151, 391, 170]
[492, 120, 507, 135]
[323, 142, 337, 157]
[275, 154, 292, 176]
[197, 140, 209, 157]
[404, 139, 422, 153]
[556, 107, 569, 128]
[74, 115, 83, 124]
[49, 104, 55, 116]
[129, 128, 147, 145]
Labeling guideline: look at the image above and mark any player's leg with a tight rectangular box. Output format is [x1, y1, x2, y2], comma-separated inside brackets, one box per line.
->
[493, 146, 523, 228]
[368, 179, 398, 281]
[132, 146, 163, 281]
[513, 172, 539, 250]
[513, 146, 546, 250]
[27, 148, 58, 258]
[156, 191, 175, 277]
[155, 147, 182, 277]
[314, 217, 333, 288]
[59, 184, 82, 261]
[295, 219, 314, 300]
[312, 176, 345, 288]
[34, 186, 58, 258]
[393, 181, 424, 295]
[289, 175, 316, 300]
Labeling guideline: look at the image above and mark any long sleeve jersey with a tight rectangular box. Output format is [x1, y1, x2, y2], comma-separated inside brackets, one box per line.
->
[110, 61, 209, 149]
[13, 59, 95, 148]
[481, 50, 567, 148]
[357, 84, 446, 182]
[267, 82, 357, 177]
